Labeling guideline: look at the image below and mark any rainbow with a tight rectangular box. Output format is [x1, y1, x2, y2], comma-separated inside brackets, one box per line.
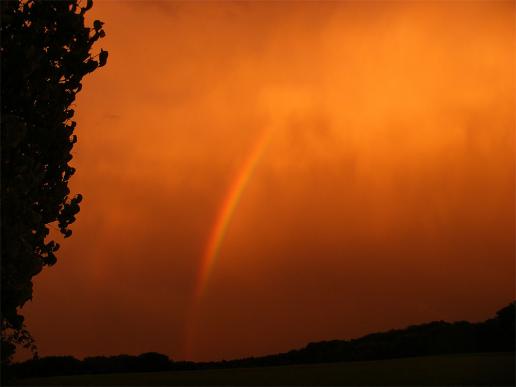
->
[193, 128, 272, 301]
[183, 127, 272, 359]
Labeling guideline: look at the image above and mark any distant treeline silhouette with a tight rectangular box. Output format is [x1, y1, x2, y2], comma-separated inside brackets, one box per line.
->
[12, 302, 515, 378]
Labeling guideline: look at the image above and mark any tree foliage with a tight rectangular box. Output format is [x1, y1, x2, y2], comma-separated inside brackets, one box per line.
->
[1, 0, 107, 367]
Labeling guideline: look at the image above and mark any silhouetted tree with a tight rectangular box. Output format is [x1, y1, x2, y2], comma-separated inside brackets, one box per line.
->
[1, 0, 107, 376]
[136, 352, 171, 371]
[10, 302, 515, 379]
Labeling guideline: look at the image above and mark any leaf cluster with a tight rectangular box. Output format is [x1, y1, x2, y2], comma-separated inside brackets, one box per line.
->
[1, 0, 107, 367]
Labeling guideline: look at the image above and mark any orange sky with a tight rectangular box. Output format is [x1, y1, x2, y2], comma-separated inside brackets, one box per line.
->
[23, 1, 514, 362]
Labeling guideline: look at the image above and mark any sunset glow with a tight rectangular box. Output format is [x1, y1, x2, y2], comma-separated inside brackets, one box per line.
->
[22, 1, 514, 362]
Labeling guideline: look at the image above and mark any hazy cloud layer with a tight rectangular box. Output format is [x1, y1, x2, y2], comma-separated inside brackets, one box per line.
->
[23, 1, 514, 361]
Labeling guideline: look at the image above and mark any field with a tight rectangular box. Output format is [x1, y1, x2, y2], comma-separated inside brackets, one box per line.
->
[17, 352, 515, 386]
